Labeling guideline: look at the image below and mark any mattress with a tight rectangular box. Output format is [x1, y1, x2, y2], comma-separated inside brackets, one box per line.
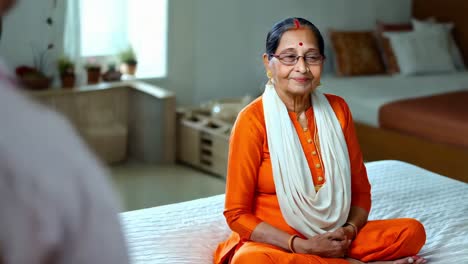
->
[121, 160, 468, 264]
[321, 72, 468, 127]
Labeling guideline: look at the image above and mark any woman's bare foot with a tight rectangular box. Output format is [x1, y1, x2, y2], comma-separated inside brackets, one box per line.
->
[346, 255, 427, 264]
[389, 255, 427, 264]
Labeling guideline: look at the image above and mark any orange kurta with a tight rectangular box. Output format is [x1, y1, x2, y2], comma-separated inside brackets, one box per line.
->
[214, 94, 425, 264]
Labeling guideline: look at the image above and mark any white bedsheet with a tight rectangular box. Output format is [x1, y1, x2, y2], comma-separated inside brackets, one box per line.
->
[321, 72, 468, 126]
[121, 160, 468, 264]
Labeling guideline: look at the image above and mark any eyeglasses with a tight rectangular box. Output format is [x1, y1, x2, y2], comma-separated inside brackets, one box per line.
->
[269, 53, 324, 66]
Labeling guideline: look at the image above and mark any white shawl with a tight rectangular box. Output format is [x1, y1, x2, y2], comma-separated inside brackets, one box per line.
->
[262, 84, 351, 238]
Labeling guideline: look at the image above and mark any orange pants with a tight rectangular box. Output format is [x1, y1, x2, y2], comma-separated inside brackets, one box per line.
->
[230, 218, 426, 264]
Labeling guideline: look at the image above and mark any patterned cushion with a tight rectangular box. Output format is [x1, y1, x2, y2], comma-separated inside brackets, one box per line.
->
[375, 21, 413, 74]
[329, 30, 385, 76]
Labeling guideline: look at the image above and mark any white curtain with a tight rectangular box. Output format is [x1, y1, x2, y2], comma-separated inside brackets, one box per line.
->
[63, 0, 84, 84]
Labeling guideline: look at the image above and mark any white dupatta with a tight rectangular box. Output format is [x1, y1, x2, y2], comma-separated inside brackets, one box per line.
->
[262, 84, 351, 238]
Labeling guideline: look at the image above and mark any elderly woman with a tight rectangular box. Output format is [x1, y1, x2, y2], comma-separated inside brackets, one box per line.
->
[214, 17, 427, 264]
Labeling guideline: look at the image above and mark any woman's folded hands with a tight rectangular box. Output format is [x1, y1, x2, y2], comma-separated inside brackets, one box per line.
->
[294, 228, 352, 258]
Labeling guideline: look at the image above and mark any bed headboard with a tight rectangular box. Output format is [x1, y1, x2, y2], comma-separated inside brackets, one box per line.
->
[413, 0, 468, 65]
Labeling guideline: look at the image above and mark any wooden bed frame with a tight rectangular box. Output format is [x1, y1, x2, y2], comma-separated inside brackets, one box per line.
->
[356, 0, 468, 183]
[355, 123, 468, 183]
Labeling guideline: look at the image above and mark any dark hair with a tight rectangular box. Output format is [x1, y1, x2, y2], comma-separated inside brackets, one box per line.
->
[266, 17, 325, 59]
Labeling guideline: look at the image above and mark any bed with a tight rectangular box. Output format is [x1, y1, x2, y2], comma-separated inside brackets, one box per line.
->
[320, 0, 468, 183]
[120, 160, 468, 264]
[322, 72, 468, 127]
[322, 72, 468, 183]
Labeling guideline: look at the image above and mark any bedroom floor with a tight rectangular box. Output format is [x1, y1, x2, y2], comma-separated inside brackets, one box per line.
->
[110, 162, 226, 212]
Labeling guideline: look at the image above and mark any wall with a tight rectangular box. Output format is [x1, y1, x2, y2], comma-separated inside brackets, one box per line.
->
[0, 0, 411, 106]
[0, 0, 66, 77]
[146, 0, 196, 107]
[149, 0, 412, 106]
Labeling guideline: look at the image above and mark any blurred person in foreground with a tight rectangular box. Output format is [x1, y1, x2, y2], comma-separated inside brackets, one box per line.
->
[0, 1, 129, 263]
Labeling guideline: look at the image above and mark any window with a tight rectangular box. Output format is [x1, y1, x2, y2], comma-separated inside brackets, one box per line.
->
[80, 0, 168, 78]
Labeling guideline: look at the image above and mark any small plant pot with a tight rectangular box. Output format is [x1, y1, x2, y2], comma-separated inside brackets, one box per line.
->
[120, 62, 137, 76]
[102, 69, 122, 82]
[86, 67, 101, 84]
[60, 73, 76, 89]
[20, 75, 53, 90]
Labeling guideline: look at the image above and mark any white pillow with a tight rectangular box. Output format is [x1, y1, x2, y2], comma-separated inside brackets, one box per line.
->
[384, 31, 456, 75]
[412, 18, 465, 70]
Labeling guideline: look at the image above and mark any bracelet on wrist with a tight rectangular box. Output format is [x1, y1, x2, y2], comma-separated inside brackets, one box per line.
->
[344, 222, 358, 239]
[288, 234, 299, 253]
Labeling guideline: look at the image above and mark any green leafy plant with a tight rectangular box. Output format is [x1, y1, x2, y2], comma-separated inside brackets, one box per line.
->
[57, 56, 75, 76]
[118, 46, 137, 65]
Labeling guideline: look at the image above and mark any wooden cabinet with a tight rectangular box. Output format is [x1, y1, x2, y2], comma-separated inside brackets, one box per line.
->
[29, 81, 176, 164]
[177, 113, 231, 178]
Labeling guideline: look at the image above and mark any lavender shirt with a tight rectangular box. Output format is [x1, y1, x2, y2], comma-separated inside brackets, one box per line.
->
[0, 61, 129, 264]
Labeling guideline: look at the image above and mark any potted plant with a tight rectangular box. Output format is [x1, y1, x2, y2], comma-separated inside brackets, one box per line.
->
[15, 66, 53, 90]
[102, 63, 122, 82]
[84, 58, 101, 84]
[15, 43, 55, 90]
[118, 46, 138, 76]
[57, 56, 75, 88]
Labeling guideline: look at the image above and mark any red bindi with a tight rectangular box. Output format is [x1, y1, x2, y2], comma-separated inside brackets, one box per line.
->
[299, 42, 303, 46]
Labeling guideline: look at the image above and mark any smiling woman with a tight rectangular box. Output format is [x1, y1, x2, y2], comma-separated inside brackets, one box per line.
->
[214, 17, 427, 264]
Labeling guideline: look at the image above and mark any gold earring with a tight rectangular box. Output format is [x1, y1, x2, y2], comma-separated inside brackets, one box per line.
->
[318, 81, 322, 86]
[267, 71, 273, 79]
